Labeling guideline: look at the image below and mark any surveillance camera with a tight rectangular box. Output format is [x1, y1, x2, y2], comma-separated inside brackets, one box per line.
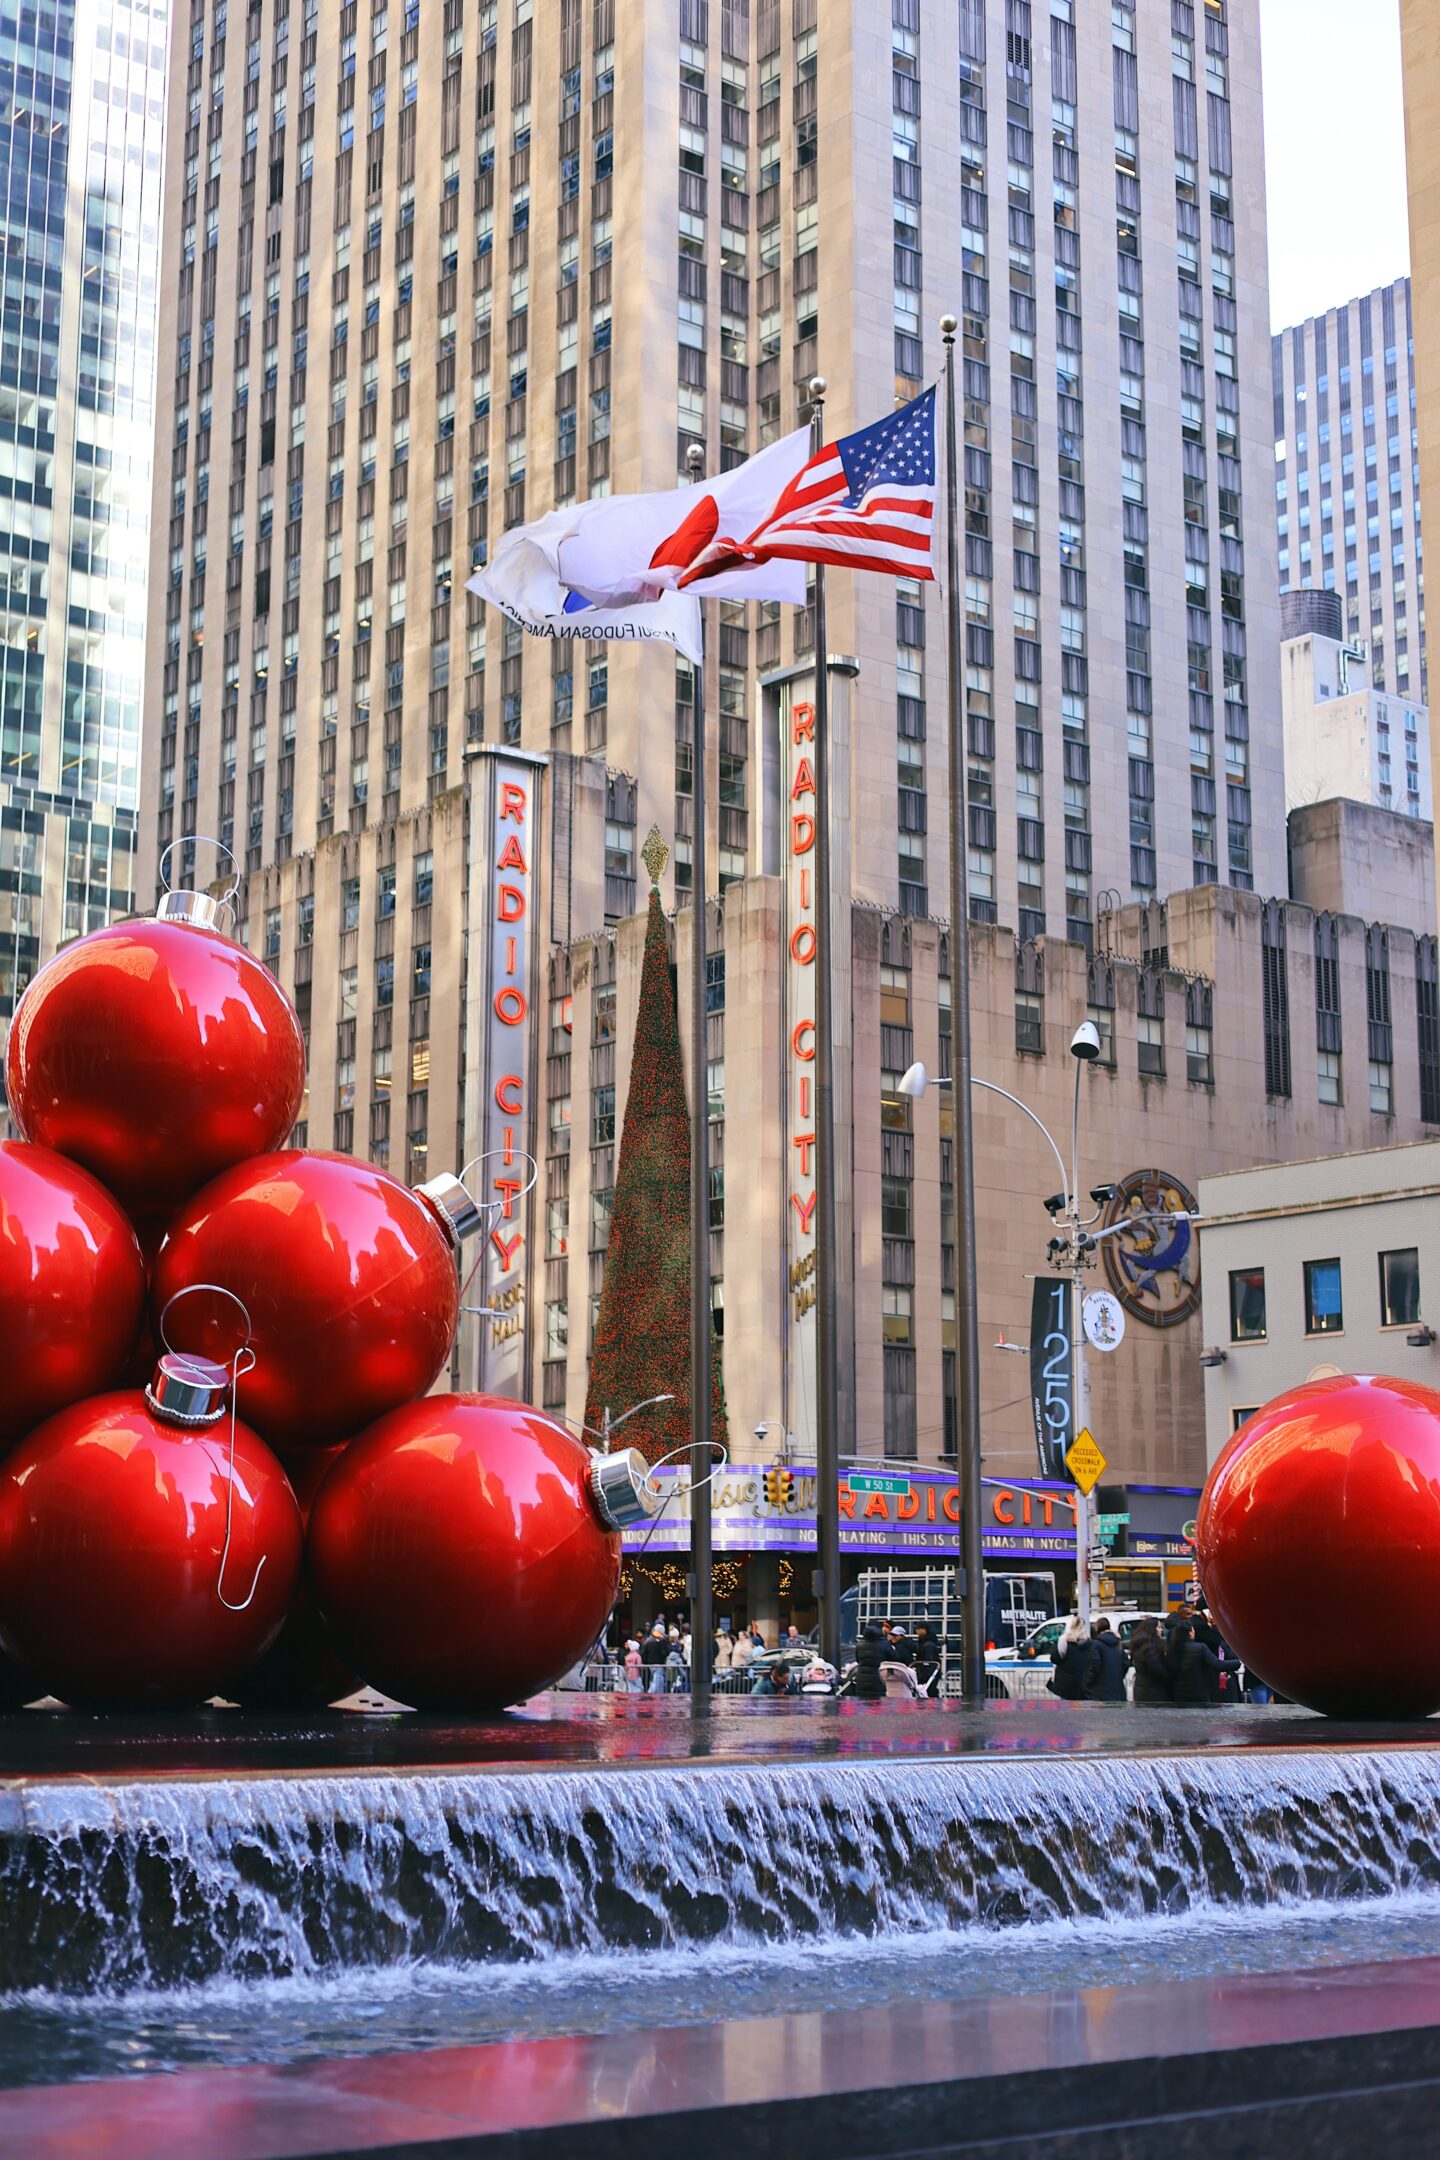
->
[1089, 1183, 1117, 1207]
[754, 1421, 769, 1442]
[1046, 1237, 1069, 1262]
[1043, 1192, 1066, 1216]
[1070, 1019, 1102, 1062]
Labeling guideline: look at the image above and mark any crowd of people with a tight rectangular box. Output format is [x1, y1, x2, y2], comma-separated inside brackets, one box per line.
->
[1045, 1607, 1253, 1705]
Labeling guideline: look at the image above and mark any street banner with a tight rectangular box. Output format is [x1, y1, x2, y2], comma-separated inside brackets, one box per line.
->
[1029, 1275, 1073, 1480]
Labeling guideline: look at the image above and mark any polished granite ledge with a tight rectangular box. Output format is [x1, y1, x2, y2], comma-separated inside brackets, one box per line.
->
[6, 1952, 1440, 2159]
[0, 1694, 1437, 1790]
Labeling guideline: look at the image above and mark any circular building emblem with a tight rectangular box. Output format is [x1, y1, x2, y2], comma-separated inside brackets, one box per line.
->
[1102, 1169, 1201, 1329]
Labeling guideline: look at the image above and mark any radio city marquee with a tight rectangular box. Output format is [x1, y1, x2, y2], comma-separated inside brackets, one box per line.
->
[628, 1467, 1082, 1560]
[465, 745, 545, 1395]
[783, 691, 819, 1455]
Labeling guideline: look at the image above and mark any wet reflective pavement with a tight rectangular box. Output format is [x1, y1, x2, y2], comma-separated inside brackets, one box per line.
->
[0, 1693, 1436, 1787]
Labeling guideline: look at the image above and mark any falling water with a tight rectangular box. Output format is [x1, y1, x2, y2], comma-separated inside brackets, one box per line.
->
[5, 1747, 1440, 1996]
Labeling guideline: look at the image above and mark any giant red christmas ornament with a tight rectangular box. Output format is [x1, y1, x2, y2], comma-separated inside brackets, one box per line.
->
[0, 1354, 302, 1710]
[5, 876, 305, 1217]
[228, 1448, 359, 1710]
[1197, 1373, 1440, 1717]
[152, 1153, 483, 1453]
[0, 1139, 146, 1453]
[308, 1395, 661, 1709]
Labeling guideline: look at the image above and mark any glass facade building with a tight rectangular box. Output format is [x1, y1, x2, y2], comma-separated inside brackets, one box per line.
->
[0, 0, 168, 1026]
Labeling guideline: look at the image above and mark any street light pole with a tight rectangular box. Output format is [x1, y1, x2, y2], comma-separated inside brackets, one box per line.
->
[685, 438, 713, 1718]
[940, 316, 985, 1704]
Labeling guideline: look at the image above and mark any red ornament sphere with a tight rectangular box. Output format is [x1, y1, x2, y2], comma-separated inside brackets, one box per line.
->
[308, 1395, 620, 1710]
[1197, 1373, 1440, 1717]
[0, 1391, 303, 1710]
[0, 1140, 146, 1454]
[6, 918, 305, 1217]
[227, 1449, 360, 1710]
[152, 1153, 462, 1453]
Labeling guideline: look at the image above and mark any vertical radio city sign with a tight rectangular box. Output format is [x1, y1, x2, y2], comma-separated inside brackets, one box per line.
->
[465, 745, 546, 1397]
[783, 691, 818, 1455]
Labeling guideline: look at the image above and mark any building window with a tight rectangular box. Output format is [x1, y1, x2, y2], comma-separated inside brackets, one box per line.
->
[1304, 1257, 1344, 1336]
[1229, 1267, 1266, 1343]
[708, 1165, 725, 1230]
[880, 1174, 911, 1240]
[881, 1070, 911, 1131]
[1261, 899, 1291, 1099]
[592, 1083, 616, 1145]
[1231, 1406, 1260, 1432]
[1380, 1246, 1421, 1329]
[1417, 937, 1440, 1122]
[882, 1285, 913, 1344]
[1137, 1013, 1164, 1078]
[1015, 990, 1043, 1054]
[545, 1300, 568, 1360]
[1369, 1059, 1394, 1114]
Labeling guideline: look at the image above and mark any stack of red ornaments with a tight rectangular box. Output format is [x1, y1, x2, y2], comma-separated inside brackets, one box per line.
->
[0, 878, 640, 1712]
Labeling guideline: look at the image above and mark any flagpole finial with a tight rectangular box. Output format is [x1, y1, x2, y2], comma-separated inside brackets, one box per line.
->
[809, 375, 826, 401]
[940, 313, 958, 339]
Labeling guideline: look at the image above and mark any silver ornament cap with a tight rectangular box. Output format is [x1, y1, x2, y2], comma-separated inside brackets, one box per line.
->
[588, 1447, 663, 1530]
[415, 1171, 485, 1248]
[145, 1351, 231, 1427]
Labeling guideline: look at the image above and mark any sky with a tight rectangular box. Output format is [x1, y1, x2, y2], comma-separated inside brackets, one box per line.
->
[1260, 0, 1410, 329]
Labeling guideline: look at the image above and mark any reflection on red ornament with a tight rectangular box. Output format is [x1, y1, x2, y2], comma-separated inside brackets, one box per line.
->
[6, 893, 305, 1217]
[1197, 1373, 1440, 1718]
[0, 1140, 146, 1453]
[152, 1152, 480, 1453]
[0, 1368, 302, 1711]
[308, 1395, 628, 1709]
[228, 1447, 359, 1710]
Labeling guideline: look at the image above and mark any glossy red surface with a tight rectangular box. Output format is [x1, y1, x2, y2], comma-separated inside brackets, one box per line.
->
[5, 918, 305, 1215]
[0, 1392, 303, 1709]
[151, 1152, 461, 1453]
[1197, 1373, 1440, 1716]
[0, 1139, 146, 1453]
[228, 1448, 359, 1709]
[308, 1395, 620, 1709]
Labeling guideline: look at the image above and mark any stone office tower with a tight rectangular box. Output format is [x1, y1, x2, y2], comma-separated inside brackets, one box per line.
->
[0, 0, 169, 1035]
[140, 0, 1287, 1462]
[1272, 278, 1426, 708]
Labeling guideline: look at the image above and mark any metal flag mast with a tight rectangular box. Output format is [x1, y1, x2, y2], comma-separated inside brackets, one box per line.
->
[807, 374, 843, 1677]
[684, 439, 714, 1716]
[941, 316, 986, 1702]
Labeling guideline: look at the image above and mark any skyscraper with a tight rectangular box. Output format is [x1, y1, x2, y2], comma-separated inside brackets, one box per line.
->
[0, 0, 169, 1026]
[1272, 279, 1426, 707]
[137, 0, 1327, 1526]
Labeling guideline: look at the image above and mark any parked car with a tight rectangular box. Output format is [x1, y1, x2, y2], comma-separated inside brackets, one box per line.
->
[983, 1611, 1170, 1701]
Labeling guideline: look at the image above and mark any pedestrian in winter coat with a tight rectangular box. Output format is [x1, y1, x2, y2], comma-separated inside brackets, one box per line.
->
[1166, 1618, 1234, 1705]
[912, 1624, 941, 1690]
[732, 1633, 755, 1675]
[623, 1639, 643, 1692]
[1048, 1615, 1097, 1700]
[848, 1621, 888, 1700]
[714, 1632, 734, 1673]
[1127, 1618, 1173, 1705]
[640, 1623, 670, 1693]
[1083, 1618, 1127, 1702]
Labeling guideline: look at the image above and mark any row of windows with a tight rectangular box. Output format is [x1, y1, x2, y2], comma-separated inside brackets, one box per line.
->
[1228, 1246, 1421, 1343]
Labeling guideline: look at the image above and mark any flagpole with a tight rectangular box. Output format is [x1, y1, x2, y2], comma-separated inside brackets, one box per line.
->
[807, 375, 843, 1678]
[684, 439, 713, 1718]
[941, 318, 985, 1704]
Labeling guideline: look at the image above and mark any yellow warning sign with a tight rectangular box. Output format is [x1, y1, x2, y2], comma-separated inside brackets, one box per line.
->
[1065, 1427, 1108, 1496]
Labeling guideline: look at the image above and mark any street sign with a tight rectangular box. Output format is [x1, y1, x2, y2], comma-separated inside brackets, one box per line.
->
[1095, 1511, 1130, 1537]
[846, 1472, 911, 1496]
[1082, 1290, 1125, 1353]
[1065, 1427, 1108, 1495]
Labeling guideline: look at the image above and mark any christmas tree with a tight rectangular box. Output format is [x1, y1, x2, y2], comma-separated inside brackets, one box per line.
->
[585, 844, 729, 1468]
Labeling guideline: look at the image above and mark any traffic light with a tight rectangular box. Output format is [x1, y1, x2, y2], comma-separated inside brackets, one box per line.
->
[763, 1467, 796, 1510]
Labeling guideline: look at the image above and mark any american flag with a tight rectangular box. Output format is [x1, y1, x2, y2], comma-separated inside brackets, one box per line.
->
[678, 386, 938, 586]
